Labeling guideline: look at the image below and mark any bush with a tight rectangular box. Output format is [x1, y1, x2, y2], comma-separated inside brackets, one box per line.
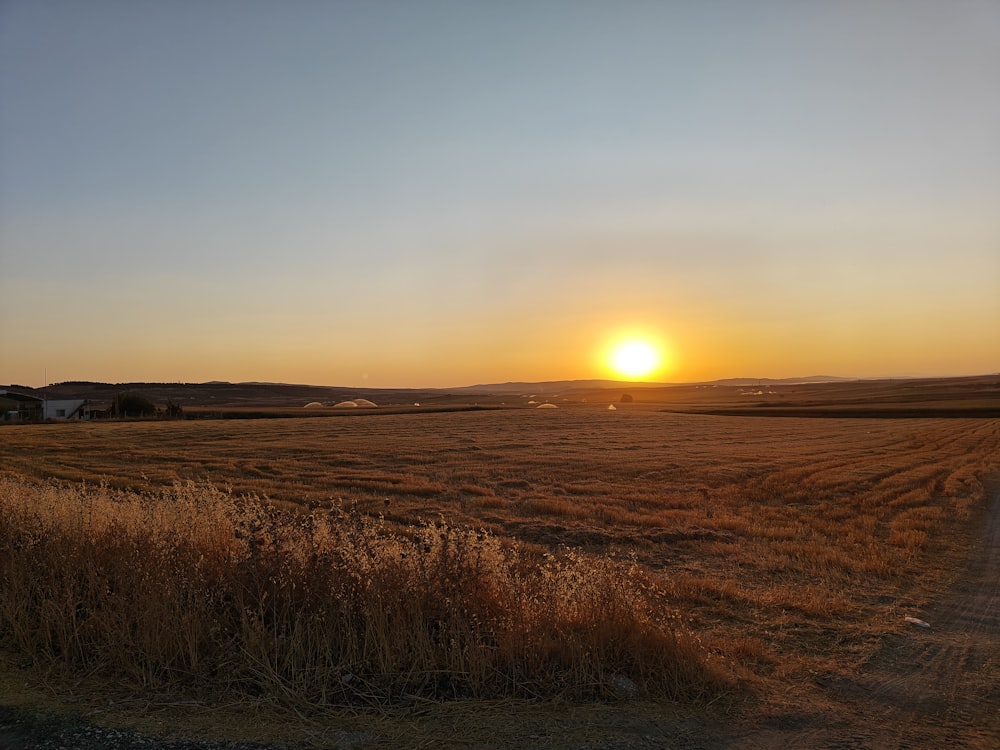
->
[110, 393, 157, 418]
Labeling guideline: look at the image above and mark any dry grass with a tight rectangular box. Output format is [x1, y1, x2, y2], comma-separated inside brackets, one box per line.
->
[0, 477, 721, 707]
[1, 407, 999, 715]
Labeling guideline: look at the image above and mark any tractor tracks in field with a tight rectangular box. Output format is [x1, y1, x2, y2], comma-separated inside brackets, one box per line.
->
[727, 481, 1000, 749]
[844, 479, 1000, 748]
[825, 487, 1000, 750]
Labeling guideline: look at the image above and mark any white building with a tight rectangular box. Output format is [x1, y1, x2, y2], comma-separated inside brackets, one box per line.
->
[0, 391, 96, 421]
[43, 399, 90, 420]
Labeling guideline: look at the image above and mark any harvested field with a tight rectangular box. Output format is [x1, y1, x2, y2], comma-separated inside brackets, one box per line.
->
[2, 406, 999, 747]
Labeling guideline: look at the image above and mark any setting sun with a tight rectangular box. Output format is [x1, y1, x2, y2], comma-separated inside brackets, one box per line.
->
[608, 339, 661, 379]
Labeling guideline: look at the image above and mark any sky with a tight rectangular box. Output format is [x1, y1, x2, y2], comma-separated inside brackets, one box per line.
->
[2, 0, 998, 388]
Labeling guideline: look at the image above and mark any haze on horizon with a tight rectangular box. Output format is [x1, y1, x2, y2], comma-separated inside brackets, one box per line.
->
[2, 1, 998, 389]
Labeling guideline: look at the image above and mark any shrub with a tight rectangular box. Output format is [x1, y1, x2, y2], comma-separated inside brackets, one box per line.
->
[164, 399, 184, 418]
[110, 393, 157, 418]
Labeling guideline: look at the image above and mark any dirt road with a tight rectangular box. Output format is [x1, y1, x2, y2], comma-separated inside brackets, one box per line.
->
[848, 481, 1000, 748]
[726, 484, 1000, 749]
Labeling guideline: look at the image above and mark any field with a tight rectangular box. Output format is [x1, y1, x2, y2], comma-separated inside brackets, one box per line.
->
[2, 394, 1000, 747]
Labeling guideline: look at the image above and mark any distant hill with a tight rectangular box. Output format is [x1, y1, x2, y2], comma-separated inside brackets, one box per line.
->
[5, 375, 995, 416]
[704, 376, 855, 386]
[450, 379, 670, 395]
[13, 381, 438, 409]
[452, 375, 855, 394]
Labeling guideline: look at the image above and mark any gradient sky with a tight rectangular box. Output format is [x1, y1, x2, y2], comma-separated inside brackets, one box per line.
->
[2, 0, 998, 388]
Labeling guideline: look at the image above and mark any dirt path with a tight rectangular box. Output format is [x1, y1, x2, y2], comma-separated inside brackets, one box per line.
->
[851, 483, 1000, 748]
[727, 484, 1000, 749]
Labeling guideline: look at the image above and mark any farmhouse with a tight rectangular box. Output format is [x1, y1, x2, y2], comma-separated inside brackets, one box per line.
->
[0, 390, 93, 422]
[0, 391, 41, 422]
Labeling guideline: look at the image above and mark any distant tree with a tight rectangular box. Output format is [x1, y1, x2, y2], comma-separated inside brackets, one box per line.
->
[620, 393, 634, 403]
[164, 400, 184, 419]
[111, 393, 157, 418]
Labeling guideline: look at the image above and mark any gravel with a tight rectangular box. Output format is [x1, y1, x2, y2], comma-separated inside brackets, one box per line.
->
[0, 705, 292, 750]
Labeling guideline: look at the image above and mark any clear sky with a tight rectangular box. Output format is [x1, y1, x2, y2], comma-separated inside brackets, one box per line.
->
[2, 0, 998, 388]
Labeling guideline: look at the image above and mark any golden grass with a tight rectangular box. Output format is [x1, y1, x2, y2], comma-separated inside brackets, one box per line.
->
[0, 477, 722, 706]
[1, 407, 999, 710]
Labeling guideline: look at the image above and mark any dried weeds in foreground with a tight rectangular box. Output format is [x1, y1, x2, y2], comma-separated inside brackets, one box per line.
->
[0, 477, 721, 707]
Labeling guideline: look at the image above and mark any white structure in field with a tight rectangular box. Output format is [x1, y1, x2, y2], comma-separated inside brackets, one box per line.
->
[44, 399, 89, 419]
[1, 390, 95, 421]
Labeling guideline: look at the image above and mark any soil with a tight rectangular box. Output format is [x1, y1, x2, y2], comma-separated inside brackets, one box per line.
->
[2, 487, 998, 749]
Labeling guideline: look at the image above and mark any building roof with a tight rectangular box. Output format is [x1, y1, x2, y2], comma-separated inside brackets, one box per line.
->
[0, 390, 43, 403]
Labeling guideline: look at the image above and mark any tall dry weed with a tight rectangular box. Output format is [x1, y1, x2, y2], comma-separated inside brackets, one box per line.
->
[0, 477, 724, 705]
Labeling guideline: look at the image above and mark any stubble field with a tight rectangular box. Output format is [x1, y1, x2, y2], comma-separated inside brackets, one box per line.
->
[2, 404, 999, 748]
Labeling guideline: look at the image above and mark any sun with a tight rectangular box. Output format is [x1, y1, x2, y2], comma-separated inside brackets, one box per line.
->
[609, 339, 661, 379]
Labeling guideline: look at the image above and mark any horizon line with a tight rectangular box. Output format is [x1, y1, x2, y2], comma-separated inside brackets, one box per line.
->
[8, 372, 999, 393]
